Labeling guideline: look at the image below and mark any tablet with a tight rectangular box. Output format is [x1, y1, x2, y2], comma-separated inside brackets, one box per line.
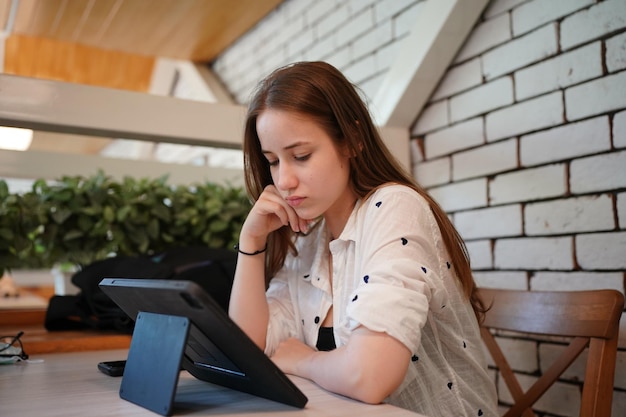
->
[99, 278, 307, 411]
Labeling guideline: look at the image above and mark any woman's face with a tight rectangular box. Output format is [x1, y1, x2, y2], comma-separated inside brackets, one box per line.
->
[256, 109, 357, 235]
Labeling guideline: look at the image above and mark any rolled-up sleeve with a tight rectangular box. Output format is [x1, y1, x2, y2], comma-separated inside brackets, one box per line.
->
[265, 269, 298, 356]
[345, 187, 444, 355]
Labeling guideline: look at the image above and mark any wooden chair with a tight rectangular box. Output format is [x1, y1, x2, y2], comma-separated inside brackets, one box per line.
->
[478, 288, 624, 417]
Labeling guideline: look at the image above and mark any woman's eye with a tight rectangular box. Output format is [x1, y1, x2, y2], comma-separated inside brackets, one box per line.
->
[267, 159, 279, 167]
[295, 154, 311, 162]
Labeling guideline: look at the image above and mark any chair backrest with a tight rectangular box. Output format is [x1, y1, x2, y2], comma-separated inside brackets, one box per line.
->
[478, 288, 624, 417]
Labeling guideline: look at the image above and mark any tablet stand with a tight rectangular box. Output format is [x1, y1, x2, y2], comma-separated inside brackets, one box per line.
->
[119, 311, 190, 416]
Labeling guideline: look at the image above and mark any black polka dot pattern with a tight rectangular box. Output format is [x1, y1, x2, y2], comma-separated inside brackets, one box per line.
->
[366, 195, 486, 416]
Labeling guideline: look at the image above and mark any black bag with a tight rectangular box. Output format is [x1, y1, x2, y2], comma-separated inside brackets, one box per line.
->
[45, 247, 237, 333]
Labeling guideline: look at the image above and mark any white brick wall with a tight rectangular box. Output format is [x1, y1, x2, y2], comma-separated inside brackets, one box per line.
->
[473, 270, 527, 288]
[560, 0, 626, 51]
[530, 271, 624, 292]
[495, 337, 537, 372]
[514, 42, 603, 101]
[423, 117, 484, 159]
[520, 116, 611, 167]
[607, 31, 626, 73]
[465, 240, 493, 270]
[413, 156, 449, 188]
[483, 0, 527, 19]
[619, 192, 626, 229]
[454, 12, 511, 63]
[489, 164, 567, 205]
[212, 0, 426, 104]
[576, 232, 626, 270]
[411, 100, 448, 135]
[452, 138, 517, 181]
[494, 237, 574, 270]
[565, 70, 626, 121]
[511, 0, 594, 37]
[524, 195, 615, 235]
[428, 178, 487, 212]
[431, 57, 482, 101]
[615, 110, 626, 149]
[570, 150, 626, 194]
[486, 91, 564, 142]
[482, 23, 558, 80]
[455, 204, 522, 239]
[450, 76, 514, 123]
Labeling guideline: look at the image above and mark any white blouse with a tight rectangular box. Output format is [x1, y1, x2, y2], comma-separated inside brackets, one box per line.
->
[265, 184, 498, 416]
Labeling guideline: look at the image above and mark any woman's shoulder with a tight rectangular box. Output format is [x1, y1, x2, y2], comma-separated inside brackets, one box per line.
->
[365, 183, 429, 208]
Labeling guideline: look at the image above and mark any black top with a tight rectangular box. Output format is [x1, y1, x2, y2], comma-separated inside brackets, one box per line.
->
[316, 327, 336, 351]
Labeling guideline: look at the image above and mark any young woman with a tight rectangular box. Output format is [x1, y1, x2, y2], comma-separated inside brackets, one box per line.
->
[229, 61, 497, 416]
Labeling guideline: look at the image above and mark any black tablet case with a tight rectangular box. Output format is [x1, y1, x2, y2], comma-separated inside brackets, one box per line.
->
[99, 278, 307, 415]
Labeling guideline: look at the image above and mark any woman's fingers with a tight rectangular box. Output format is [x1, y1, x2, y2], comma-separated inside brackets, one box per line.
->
[259, 186, 307, 233]
[243, 186, 304, 238]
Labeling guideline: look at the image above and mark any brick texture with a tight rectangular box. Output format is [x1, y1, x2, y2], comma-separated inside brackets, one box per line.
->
[520, 116, 611, 167]
[514, 42, 602, 101]
[482, 24, 558, 80]
[486, 91, 564, 142]
[512, 0, 594, 36]
[570, 150, 626, 194]
[423, 117, 484, 159]
[494, 237, 574, 270]
[561, 0, 626, 51]
[576, 232, 626, 269]
[452, 138, 517, 181]
[455, 204, 522, 239]
[489, 164, 567, 205]
[524, 195, 615, 235]
[472, 271, 527, 289]
[565, 70, 626, 121]
[450, 76, 514, 123]
[615, 110, 626, 149]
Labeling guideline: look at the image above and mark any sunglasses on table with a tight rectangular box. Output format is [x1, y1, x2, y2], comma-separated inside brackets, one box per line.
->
[0, 331, 29, 362]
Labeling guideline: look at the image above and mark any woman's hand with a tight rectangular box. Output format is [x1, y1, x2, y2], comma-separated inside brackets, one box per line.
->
[240, 185, 310, 246]
[271, 337, 318, 375]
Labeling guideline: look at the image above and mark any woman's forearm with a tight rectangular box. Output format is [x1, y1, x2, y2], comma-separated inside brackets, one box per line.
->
[275, 328, 411, 404]
[228, 239, 270, 350]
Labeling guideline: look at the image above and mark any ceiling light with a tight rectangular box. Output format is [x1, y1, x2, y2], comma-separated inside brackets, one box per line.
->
[0, 126, 33, 151]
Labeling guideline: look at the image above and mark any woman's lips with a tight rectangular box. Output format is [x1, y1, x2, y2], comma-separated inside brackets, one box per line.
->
[286, 197, 305, 207]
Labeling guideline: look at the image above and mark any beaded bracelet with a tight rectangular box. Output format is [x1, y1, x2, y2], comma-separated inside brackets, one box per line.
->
[234, 243, 268, 256]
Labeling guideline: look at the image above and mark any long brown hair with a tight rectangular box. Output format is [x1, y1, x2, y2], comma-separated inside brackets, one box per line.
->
[243, 61, 486, 322]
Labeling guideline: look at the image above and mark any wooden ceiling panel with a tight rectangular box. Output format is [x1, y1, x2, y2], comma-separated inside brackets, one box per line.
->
[4, 34, 155, 91]
[8, 0, 283, 62]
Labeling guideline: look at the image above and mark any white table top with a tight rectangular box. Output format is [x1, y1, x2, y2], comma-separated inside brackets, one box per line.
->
[0, 349, 424, 417]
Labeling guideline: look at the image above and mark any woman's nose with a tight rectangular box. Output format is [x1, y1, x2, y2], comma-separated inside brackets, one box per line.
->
[275, 163, 298, 190]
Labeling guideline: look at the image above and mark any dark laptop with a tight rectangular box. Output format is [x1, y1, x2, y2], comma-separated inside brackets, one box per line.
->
[99, 278, 307, 414]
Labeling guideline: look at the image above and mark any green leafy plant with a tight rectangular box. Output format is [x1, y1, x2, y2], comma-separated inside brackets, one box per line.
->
[0, 171, 251, 275]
